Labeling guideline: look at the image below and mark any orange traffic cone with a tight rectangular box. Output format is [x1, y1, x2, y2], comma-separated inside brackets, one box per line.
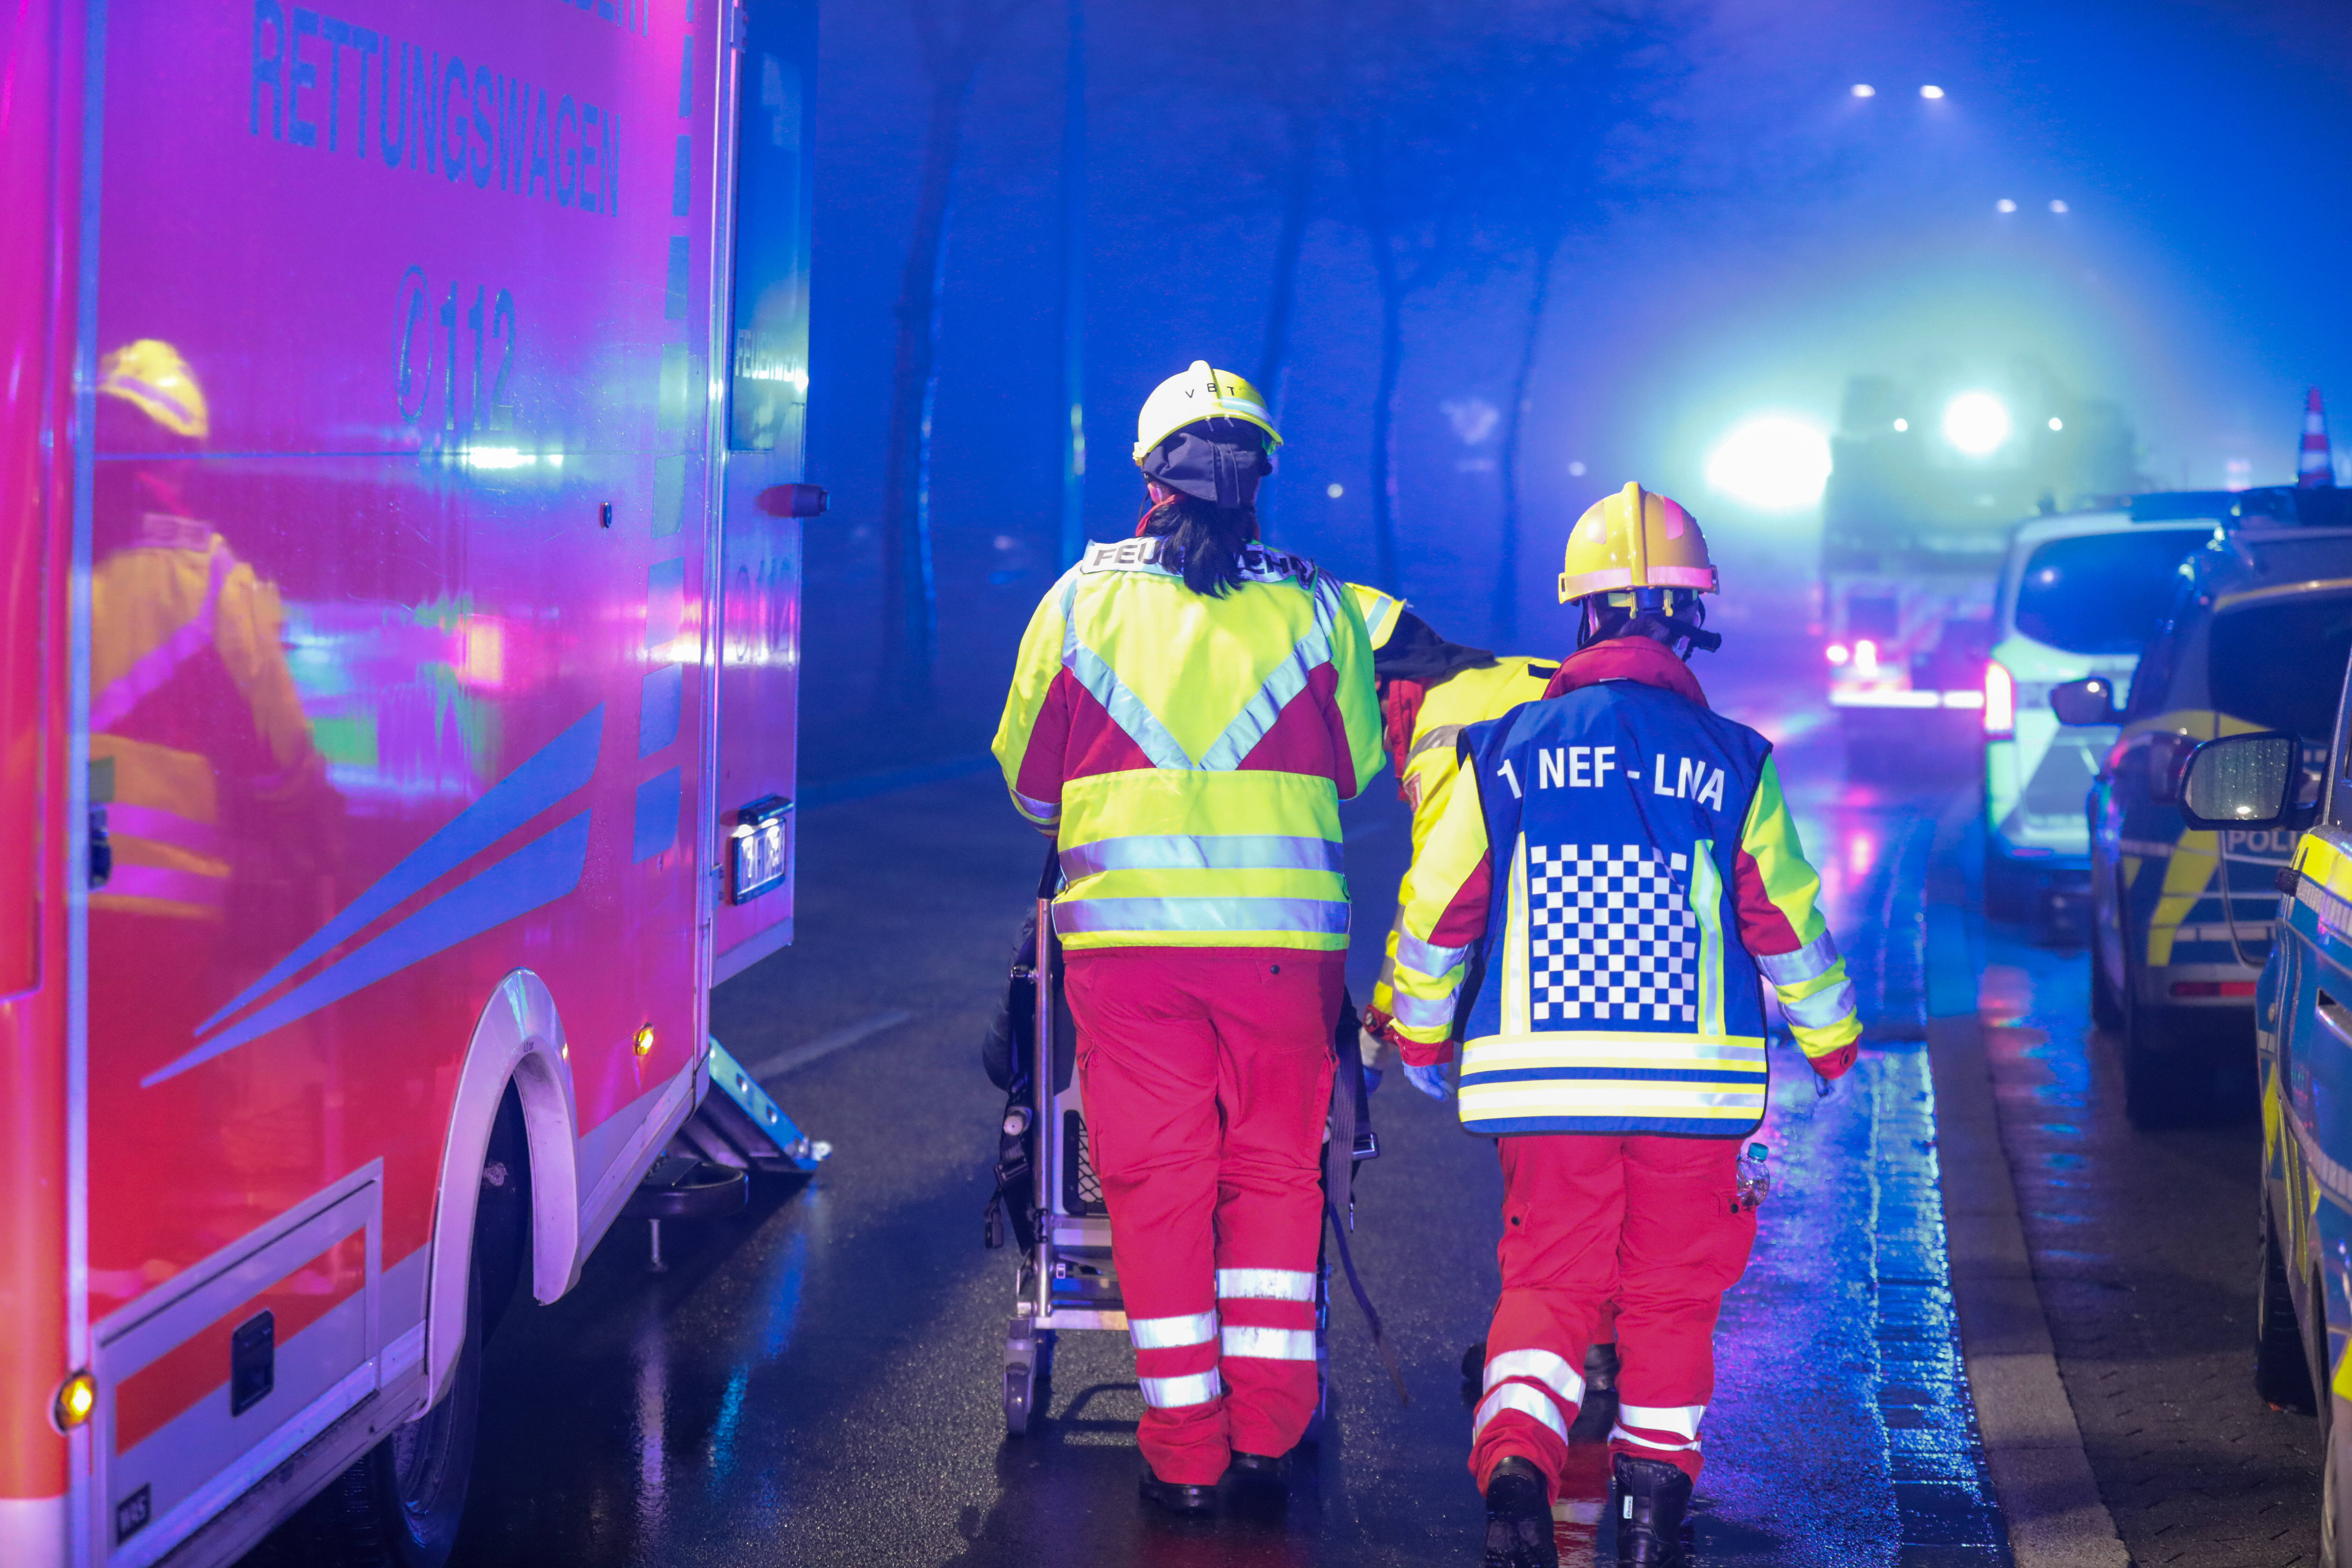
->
[2300, 387, 2335, 488]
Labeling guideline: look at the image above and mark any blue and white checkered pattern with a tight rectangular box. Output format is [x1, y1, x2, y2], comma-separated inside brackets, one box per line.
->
[1527, 844, 1698, 1023]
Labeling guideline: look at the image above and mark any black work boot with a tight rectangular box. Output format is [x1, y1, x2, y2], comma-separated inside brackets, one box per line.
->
[1224, 1451, 1288, 1514]
[1611, 1454, 1692, 1567]
[1569, 1341, 1620, 1443]
[1482, 1456, 1560, 1568]
[1139, 1462, 1217, 1517]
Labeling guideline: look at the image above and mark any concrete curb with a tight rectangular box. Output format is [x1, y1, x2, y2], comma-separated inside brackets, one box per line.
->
[1927, 798, 2133, 1568]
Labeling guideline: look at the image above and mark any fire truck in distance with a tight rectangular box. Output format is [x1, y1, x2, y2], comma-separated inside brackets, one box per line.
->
[1819, 367, 2143, 770]
[2, 2, 816, 1563]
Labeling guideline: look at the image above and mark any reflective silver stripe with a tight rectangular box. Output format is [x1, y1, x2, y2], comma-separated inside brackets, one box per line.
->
[1754, 931, 1840, 987]
[1216, 1267, 1317, 1302]
[1406, 723, 1468, 765]
[1139, 1370, 1224, 1409]
[1060, 576, 1197, 771]
[1054, 897, 1350, 936]
[1013, 789, 1061, 824]
[1482, 1348, 1585, 1406]
[1779, 978, 1857, 1031]
[1388, 990, 1460, 1030]
[1472, 1382, 1568, 1442]
[1058, 833, 1343, 878]
[1616, 1402, 1704, 1440]
[1394, 927, 1470, 977]
[1129, 1311, 1218, 1350]
[1611, 1424, 1701, 1453]
[1195, 580, 1339, 770]
[1220, 1325, 1317, 1362]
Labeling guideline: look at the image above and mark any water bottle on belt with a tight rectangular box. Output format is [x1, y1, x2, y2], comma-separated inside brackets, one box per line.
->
[1734, 1141, 1770, 1212]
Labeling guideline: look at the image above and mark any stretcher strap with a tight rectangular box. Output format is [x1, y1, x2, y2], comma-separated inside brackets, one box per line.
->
[1324, 1191, 1408, 1407]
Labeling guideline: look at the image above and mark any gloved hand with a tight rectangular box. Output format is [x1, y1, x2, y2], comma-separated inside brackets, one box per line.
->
[1403, 1061, 1452, 1100]
[1361, 1062, 1385, 1094]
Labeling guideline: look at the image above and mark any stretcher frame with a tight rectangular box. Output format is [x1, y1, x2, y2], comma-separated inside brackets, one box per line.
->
[1000, 875, 1371, 1437]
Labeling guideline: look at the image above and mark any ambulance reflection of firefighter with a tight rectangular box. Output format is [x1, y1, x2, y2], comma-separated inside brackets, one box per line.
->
[1387, 485, 1863, 1568]
[89, 340, 335, 1071]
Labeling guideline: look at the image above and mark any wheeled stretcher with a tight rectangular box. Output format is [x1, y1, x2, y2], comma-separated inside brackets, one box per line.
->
[983, 852, 1379, 1436]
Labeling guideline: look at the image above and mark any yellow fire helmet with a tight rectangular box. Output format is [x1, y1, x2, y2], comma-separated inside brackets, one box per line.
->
[1133, 360, 1282, 466]
[96, 340, 209, 441]
[1347, 583, 1407, 650]
[1558, 481, 1718, 604]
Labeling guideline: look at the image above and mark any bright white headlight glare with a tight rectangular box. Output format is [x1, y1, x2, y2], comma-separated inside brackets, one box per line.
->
[1942, 392, 2012, 456]
[1704, 416, 1833, 511]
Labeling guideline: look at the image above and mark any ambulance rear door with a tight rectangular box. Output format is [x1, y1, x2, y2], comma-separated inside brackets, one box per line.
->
[707, 0, 816, 987]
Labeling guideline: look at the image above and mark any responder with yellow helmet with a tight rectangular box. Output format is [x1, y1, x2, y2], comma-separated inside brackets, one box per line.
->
[1388, 484, 1860, 1567]
[994, 361, 1384, 1516]
[87, 339, 334, 1099]
[1345, 585, 1635, 1443]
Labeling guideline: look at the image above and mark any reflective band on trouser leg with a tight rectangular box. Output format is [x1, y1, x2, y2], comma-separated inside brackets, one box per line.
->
[1216, 1268, 1317, 1301]
[1130, 1310, 1218, 1351]
[1473, 1382, 1570, 1444]
[1221, 1325, 1316, 1362]
[1140, 1370, 1225, 1409]
[1612, 1403, 1704, 1454]
[1483, 1347, 1586, 1406]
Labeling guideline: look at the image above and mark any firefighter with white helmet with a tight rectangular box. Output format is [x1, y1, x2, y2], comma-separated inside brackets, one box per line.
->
[993, 362, 1385, 1514]
[1390, 484, 1861, 1567]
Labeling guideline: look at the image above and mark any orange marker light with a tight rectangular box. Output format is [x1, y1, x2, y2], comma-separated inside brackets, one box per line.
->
[633, 1026, 656, 1059]
[54, 1370, 95, 1431]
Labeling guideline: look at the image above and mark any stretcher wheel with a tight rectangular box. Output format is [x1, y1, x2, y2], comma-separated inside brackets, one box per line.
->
[1004, 1321, 1050, 1436]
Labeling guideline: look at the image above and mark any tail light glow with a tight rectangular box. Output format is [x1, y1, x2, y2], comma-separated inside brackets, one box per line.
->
[1983, 660, 2015, 736]
[1854, 639, 1879, 677]
[1826, 643, 1850, 666]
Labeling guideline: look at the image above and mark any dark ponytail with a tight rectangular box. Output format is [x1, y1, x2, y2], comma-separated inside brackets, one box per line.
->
[1141, 493, 1259, 597]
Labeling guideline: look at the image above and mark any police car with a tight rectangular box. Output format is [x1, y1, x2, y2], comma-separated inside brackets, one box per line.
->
[2056, 486, 2352, 1125]
[2174, 640, 2352, 1551]
[1982, 498, 2228, 927]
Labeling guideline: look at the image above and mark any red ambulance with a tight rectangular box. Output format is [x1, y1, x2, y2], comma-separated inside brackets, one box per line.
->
[0, 0, 814, 1561]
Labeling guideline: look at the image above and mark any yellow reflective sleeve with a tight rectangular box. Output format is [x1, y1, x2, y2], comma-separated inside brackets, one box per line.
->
[1391, 756, 1494, 1045]
[990, 573, 1074, 834]
[1326, 580, 1387, 797]
[1739, 756, 1861, 1057]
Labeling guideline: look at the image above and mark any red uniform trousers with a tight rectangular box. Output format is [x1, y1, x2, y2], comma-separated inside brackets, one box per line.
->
[1470, 1133, 1756, 1498]
[1064, 946, 1342, 1485]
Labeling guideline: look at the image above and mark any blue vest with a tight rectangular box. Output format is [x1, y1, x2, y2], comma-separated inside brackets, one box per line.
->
[1455, 680, 1773, 1138]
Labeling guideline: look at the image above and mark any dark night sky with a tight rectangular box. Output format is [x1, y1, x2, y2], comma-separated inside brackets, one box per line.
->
[794, 0, 2352, 731]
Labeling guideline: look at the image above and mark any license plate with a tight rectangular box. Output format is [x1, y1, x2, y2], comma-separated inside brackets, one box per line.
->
[730, 802, 790, 903]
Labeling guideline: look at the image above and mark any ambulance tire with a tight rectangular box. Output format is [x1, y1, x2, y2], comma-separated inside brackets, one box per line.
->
[2255, 1206, 2317, 1414]
[2326, 1414, 2347, 1568]
[319, 1255, 484, 1566]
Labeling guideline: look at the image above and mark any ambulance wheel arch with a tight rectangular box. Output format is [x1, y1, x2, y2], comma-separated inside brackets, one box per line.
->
[423, 970, 583, 1412]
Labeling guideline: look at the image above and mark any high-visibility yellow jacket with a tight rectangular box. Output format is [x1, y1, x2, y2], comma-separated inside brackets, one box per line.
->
[90, 523, 319, 922]
[1393, 637, 1861, 1134]
[993, 536, 1384, 951]
[1370, 656, 1558, 1048]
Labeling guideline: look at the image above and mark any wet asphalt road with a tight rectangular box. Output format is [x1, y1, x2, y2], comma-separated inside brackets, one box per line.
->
[240, 645, 2324, 1567]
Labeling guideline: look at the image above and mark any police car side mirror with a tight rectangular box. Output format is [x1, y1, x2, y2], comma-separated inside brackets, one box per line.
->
[2178, 732, 2299, 831]
[2050, 677, 2120, 726]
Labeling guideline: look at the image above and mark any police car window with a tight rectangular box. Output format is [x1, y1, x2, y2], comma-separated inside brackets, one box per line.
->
[2012, 530, 2211, 655]
[2210, 593, 2352, 742]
